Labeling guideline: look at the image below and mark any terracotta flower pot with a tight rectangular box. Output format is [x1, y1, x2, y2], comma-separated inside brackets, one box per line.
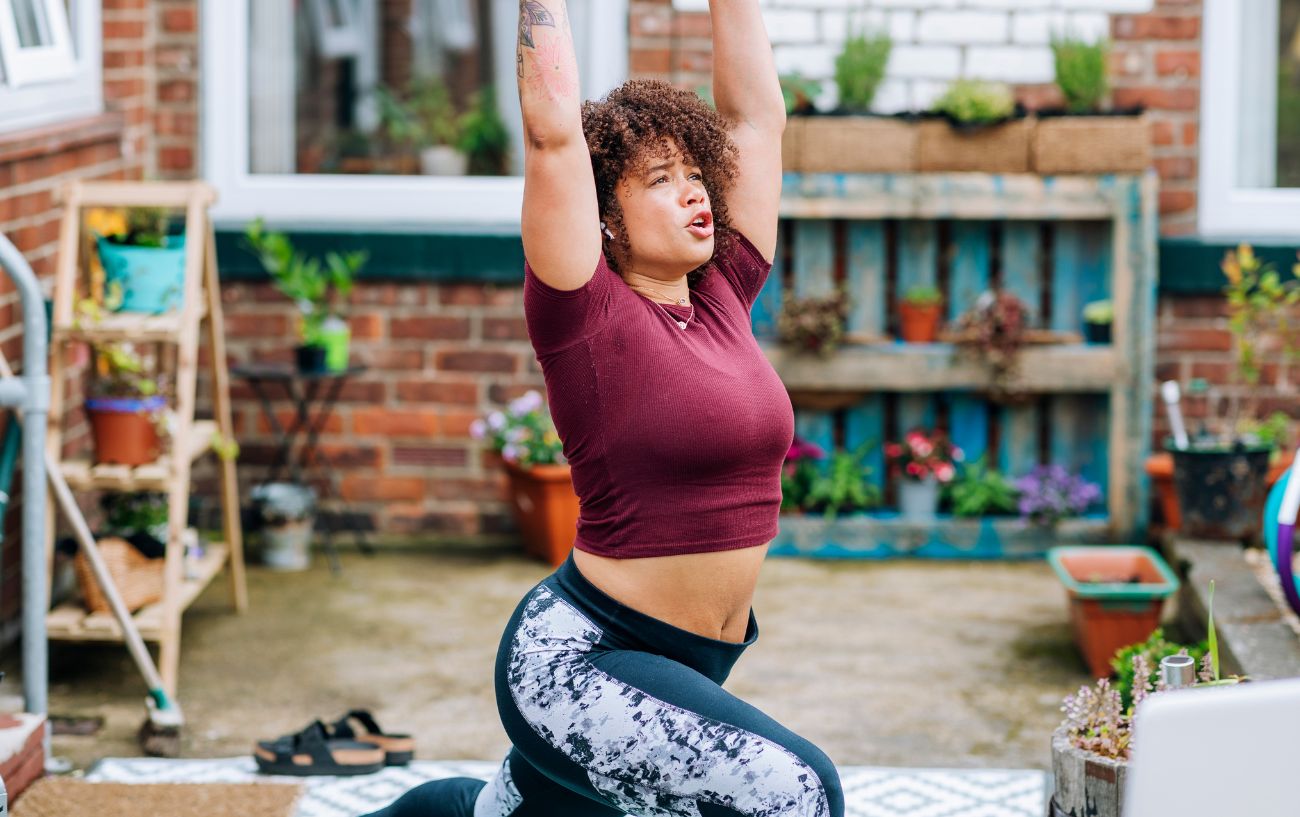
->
[898, 302, 942, 343]
[86, 396, 165, 466]
[1047, 546, 1180, 678]
[504, 460, 580, 567]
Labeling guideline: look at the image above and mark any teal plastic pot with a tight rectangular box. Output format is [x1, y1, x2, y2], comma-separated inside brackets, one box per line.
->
[97, 234, 186, 314]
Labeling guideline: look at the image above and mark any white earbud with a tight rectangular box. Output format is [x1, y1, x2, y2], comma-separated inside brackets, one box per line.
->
[600, 221, 614, 241]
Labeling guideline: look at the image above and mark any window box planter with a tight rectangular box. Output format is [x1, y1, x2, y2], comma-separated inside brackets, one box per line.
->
[917, 117, 1032, 174]
[1047, 545, 1180, 677]
[504, 460, 579, 567]
[1032, 112, 1150, 176]
[784, 115, 918, 174]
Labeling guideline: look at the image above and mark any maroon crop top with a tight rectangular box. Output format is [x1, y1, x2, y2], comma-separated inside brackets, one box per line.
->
[522, 232, 795, 559]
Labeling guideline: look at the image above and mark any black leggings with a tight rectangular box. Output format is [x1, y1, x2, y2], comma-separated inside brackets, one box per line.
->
[362, 555, 843, 817]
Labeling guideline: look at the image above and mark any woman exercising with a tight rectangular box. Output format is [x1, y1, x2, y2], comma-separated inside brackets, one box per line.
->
[363, 2, 841, 814]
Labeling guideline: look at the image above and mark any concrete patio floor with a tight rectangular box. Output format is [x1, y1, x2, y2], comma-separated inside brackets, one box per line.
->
[4, 544, 1102, 774]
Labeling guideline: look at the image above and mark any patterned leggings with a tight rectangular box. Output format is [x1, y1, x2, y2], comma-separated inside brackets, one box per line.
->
[362, 555, 843, 817]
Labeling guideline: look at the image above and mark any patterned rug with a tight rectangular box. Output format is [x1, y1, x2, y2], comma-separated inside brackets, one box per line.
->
[87, 757, 1048, 817]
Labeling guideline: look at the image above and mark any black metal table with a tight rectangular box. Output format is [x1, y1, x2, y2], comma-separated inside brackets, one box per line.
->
[232, 362, 374, 573]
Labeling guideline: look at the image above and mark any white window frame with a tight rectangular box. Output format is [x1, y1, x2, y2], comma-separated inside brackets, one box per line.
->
[1200, 0, 1300, 236]
[0, 0, 101, 134]
[0, 0, 75, 85]
[306, 0, 364, 59]
[203, 0, 629, 230]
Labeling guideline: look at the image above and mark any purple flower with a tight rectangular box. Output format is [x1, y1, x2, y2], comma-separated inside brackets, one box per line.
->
[509, 390, 544, 417]
[487, 410, 507, 431]
[501, 443, 521, 463]
[469, 419, 487, 440]
[1015, 465, 1101, 527]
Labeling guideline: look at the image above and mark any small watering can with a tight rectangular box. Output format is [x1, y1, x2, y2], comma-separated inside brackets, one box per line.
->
[1264, 447, 1300, 616]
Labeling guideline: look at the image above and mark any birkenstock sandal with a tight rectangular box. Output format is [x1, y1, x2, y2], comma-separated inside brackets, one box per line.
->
[331, 709, 415, 766]
[253, 720, 384, 776]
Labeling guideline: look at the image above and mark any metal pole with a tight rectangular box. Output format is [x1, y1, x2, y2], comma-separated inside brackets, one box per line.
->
[0, 234, 49, 751]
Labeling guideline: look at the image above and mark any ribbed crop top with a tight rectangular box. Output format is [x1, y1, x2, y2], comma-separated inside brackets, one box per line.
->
[522, 232, 795, 559]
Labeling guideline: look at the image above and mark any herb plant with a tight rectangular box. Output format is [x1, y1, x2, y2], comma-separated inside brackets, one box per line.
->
[945, 456, 1018, 517]
[780, 74, 822, 115]
[902, 285, 942, 307]
[1083, 299, 1113, 325]
[1051, 33, 1110, 113]
[834, 26, 891, 112]
[932, 79, 1015, 126]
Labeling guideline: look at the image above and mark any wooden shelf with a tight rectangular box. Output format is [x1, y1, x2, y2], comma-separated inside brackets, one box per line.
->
[60, 419, 219, 491]
[763, 342, 1121, 394]
[46, 543, 229, 642]
[53, 303, 209, 345]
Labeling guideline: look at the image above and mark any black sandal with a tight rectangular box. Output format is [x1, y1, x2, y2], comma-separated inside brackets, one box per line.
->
[253, 720, 385, 776]
[331, 709, 415, 766]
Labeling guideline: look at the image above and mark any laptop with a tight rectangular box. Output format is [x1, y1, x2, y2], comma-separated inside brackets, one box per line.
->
[1123, 677, 1300, 815]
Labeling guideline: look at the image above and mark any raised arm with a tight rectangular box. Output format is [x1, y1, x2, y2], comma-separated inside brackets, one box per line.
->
[518, 0, 601, 290]
[710, 0, 785, 262]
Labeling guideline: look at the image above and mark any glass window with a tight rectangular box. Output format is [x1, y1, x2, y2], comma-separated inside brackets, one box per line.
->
[248, 0, 514, 179]
[1277, 0, 1300, 187]
[0, 0, 99, 133]
[0, 0, 76, 87]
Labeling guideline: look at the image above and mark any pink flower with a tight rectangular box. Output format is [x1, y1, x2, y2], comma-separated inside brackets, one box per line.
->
[934, 462, 955, 483]
[885, 443, 903, 459]
[913, 440, 933, 458]
[906, 462, 923, 478]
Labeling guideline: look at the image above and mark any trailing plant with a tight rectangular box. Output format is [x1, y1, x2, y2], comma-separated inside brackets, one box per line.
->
[470, 390, 566, 469]
[777, 289, 851, 357]
[834, 25, 891, 112]
[1014, 465, 1101, 528]
[944, 456, 1018, 517]
[952, 289, 1030, 400]
[1051, 33, 1110, 114]
[885, 428, 961, 484]
[780, 73, 822, 115]
[901, 285, 942, 307]
[781, 436, 826, 512]
[1082, 299, 1113, 325]
[242, 218, 367, 347]
[932, 79, 1015, 126]
[1109, 628, 1207, 710]
[1062, 581, 1242, 761]
[804, 443, 882, 520]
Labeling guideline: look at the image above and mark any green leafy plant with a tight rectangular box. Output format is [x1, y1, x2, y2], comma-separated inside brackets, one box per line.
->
[932, 79, 1015, 126]
[101, 492, 169, 539]
[376, 76, 470, 152]
[470, 390, 565, 469]
[902, 285, 942, 307]
[834, 26, 892, 112]
[459, 88, 511, 175]
[780, 73, 822, 115]
[242, 218, 367, 346]
[100, 206, 172, 248]
[777, 288, 852, 357]
[944, 456, 1018, 517]
[86, 341, 163, 400]
[1083, 299, 1113, 325]
[1051, 33, 1110, 114]
[781, 437, 826, 512]
[1109, 628, 1207, 709]
[804, 443, 882, 520]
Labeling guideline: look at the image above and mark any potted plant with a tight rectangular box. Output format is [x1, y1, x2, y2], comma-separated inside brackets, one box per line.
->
[780, 436, 827, 514]
[886, 429, 961, 520]
[1046, 545, 1179, 678]
[897, 284, 943, 343]
[1082, 299, 1112, 343]
[83, 338, 171, 467]
[946, 289, 1032, 402]
[1050, 583, 1239, 816]
[788, 26, 913, 174]
[802, 444, 882, 521]
[250, 482, 317, 571]
[776, 288, 851, 357]
[90, 206, 186, 315]
[460, 88, 511, 176]
[242, 218, 367, 373]
[1168, 244, 1300, 541]
[1015, 465, 1101, 530]
[377, 77, 474, 177]
[944, 456, 1019, 518]
[919, 79, 1030, 173]
[1033, 33, 1150, 175]
[470, 390, 576, 567]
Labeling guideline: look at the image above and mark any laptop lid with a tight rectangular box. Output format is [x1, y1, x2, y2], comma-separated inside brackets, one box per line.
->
[1123, 677, 1300, 815]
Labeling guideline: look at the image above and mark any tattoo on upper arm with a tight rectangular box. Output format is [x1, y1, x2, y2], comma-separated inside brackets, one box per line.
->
[516, 1, 576, 101]
[518, 0, 555, 50]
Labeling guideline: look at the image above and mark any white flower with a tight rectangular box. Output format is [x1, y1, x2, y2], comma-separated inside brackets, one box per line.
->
[509, 390, 544, 417]
[487, 411, 506, 431]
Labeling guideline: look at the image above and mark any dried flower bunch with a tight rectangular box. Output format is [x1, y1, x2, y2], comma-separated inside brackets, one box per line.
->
[777, 289, 852, 357]
[471, 390, 565, 469]
[886, 429, 962, 484]
[1014, 465, 1100, 528]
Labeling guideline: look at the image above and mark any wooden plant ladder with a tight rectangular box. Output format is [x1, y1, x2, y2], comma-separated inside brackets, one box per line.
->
[43, 180, 247, 697]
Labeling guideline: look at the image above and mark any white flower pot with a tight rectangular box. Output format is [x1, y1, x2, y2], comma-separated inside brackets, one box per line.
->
[899, 476, 940, 521]
[420, 146, 469, 176]
[260, 518, 314, 571]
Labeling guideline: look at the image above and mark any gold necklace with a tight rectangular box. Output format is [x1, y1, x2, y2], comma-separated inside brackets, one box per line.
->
[629, 284, 689, 306]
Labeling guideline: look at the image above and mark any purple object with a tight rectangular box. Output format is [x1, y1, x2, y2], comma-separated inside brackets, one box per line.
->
[85, 395, 166, 413]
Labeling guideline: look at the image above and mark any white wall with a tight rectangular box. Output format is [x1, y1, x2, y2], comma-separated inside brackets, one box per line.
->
[672, 0, 1155, 112]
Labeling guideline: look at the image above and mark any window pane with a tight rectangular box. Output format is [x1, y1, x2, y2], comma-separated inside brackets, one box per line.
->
[1280, 0, 1300, 187]
[247, 0, 514, 178]
[12, 0, 52, 48]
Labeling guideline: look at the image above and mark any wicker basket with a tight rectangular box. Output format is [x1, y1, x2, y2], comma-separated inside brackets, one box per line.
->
[917, 118, 1032, 173]
[73, 536, 164, 614]
[798, 117, 918, 173]
[1032, 114, 1151, 174]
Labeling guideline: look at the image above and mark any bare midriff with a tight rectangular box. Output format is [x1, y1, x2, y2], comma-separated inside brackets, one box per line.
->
[573, 543, 769, 644]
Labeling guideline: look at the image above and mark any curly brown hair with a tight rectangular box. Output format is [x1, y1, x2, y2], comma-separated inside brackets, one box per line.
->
[581, 79, 739, 284]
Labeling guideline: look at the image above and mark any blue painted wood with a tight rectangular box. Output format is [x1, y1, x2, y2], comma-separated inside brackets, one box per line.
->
[845, 397, 886, 495]
[793, 220, 836, 297]
[794, 410, 835, 460]
[948, 221, 993, 467]
[845, 221, 886, 337]
[751, 229, 785, 339]
[897, 395, 936, 434]
[1048, 393, 1110, 501]
[896, 221, 937, 306]
[999, 223, 1043, 481]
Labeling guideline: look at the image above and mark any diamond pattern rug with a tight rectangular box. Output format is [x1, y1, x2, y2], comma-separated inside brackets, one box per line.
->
[87, 757, 1047, 817]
